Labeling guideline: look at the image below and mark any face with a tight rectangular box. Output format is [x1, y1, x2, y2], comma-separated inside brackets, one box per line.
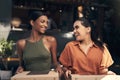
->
[73, 20, 90, 41]
[31, 15, 48, 34]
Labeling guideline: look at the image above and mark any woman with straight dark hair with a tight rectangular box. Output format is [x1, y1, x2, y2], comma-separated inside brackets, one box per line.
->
[16, 10, 61, 73]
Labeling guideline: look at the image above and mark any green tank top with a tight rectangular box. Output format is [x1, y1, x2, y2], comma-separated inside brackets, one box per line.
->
[23, 37, 51, 73]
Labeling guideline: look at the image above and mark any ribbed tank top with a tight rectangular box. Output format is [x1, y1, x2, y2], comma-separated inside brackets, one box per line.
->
[23, 37, 51, 73]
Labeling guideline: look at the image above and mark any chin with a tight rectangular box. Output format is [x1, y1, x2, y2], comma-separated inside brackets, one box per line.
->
[75, 36, 81, 41]
[42, 31, 45, 33]
[41, 30, 46, 33]
[38, 31, 45, 34]
[75, 38, 80, 41]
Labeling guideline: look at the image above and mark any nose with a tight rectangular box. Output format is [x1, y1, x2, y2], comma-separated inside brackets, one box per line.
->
[73, 29, 76, 33]
[44, 22, 48, 28]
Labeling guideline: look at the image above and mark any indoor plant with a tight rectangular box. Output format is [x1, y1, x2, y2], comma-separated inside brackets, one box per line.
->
[0, 38, 13, 70]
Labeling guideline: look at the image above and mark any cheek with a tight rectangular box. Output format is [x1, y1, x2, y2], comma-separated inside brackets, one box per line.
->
[35, 23, 43, 29]
[75, 36, 83, 41]
[37, 23, 42, 27]
[33, 22, 39, 27]
[79, 29, 87, 35]
[75, 31, 85, 40]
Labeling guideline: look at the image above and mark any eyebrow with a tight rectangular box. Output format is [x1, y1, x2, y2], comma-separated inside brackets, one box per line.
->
[74, 25, 79, 28]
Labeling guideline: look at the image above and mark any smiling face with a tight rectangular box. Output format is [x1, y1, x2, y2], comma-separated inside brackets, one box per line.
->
[73, 20, 91, 41]
[31, 15, 48, 34]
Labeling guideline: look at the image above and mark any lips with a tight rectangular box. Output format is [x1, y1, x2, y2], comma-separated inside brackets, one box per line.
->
[41, 27, 47, 30]
[74, 32, 80, 37]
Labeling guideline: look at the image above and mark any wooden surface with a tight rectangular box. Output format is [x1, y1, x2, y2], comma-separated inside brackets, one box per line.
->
[11, 71, 59, 80]
[11, 71, 120, 80]
[72, 74, 120, 80]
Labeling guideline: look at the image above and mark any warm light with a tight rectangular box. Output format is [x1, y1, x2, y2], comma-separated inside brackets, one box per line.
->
[78, 5, 83, 13]
[7, 57, 10, 61]
[11, 17, 21, 28]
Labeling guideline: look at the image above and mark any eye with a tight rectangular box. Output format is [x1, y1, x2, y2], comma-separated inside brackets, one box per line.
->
[40, 20, 45, 23]
[74, 25, 79, 29]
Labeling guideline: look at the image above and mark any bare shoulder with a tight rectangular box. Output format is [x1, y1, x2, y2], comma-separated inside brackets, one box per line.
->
[16, 39, 26, 49]
[45, 36, 56, 43]
[17, 39, 26, 45]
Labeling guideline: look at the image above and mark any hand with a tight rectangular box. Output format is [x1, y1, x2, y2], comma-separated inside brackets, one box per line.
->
[16, 66, 24, 74]
[65, 70, 71, 78]
[55, 65, 64, 76]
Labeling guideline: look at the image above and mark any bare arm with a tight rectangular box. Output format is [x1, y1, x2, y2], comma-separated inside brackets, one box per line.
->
[50, 37, 59, 68]
[49, 36, 63, 73]
[16, 39, 25, 73]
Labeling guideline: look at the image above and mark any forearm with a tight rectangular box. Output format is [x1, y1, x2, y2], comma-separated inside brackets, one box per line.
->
[18, 56, 23, 66]
[99, 66, 108, 74]
[99, 68, 108, 74]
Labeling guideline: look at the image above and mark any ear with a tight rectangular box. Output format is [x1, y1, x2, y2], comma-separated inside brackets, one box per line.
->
[30, 20, 34, 26]
[87, 27, 91, 33]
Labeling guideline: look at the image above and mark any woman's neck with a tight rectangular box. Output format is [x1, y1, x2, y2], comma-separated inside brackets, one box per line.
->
[79, 38, 93, 46]
[30, 30, 43, 42]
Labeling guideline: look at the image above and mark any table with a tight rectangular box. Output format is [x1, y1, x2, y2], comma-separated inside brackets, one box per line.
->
[11, 71, 59, 80]
[11, 71, 120, 80]
[72, 74, 120, 80]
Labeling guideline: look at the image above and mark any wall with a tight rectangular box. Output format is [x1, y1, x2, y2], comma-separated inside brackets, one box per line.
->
[0, 0, 12, 40]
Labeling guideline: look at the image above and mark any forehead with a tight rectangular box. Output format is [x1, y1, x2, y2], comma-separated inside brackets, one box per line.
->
[37, 15, 48, 20]
[73, 20, 82, 27]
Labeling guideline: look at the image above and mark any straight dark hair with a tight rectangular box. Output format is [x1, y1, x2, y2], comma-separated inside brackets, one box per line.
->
[28, 10, 47, 21]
